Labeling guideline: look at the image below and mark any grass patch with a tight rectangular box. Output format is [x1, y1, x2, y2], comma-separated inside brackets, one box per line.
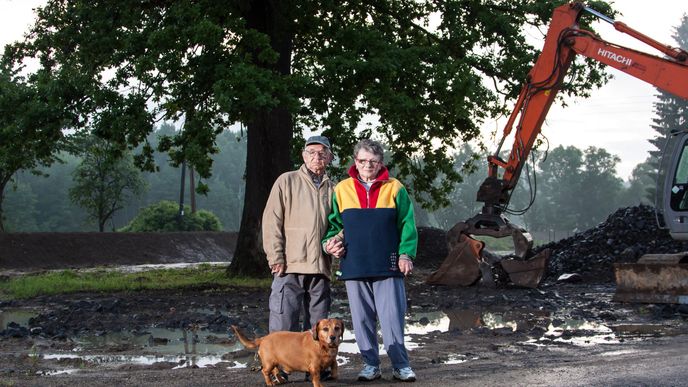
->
[0, 264, 272, 300]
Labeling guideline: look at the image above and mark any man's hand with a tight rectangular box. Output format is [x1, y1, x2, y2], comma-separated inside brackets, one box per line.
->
[325, 238, 346, 258]
[399, 257, 413, 276]
[270, 263, 285, 276]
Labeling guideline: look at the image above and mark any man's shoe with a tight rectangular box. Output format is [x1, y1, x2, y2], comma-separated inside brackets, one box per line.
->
[357, 364, 381, 381]
[392, 366, 416, 382]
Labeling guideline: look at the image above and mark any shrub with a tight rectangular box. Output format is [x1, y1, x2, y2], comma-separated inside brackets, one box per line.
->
[119, 200, 222, 232]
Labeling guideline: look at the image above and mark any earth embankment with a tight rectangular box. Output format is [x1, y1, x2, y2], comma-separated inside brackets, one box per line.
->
[0, 232, 237, 270]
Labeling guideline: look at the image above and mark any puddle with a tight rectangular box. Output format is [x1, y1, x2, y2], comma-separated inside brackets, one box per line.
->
[524, 319, 619, 347]
[41, 352, 247, 369]
[609, 324, 673, 337]
[0, 308, 38, 329]
[401, 308, 669, 351]
[442, 353, 476, 364]
[84, 262, 230, 274]
[405, 308, 550, 335]
[35, 326, 250, 371]
[36, 324, 352, 373]
[74, 327, 243, 355]
[2, 301, 682, 372]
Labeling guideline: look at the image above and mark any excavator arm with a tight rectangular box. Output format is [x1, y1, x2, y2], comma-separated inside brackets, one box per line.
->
[478, 1, 688, 224]
[431, 2, 688, 289]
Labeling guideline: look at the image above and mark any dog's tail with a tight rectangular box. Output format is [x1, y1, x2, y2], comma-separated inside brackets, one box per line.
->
[231, 325, 262, 349]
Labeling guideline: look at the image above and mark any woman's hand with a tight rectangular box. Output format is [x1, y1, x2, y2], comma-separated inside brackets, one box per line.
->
[399, 257, 413, 276]
[325, 238, 346, 258]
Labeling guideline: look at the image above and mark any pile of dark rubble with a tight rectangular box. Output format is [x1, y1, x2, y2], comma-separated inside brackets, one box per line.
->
[416, 227, 449, 269]
[534, 204, 688, 283]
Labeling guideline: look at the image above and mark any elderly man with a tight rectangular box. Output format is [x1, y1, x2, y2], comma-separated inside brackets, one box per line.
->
[262, 135, 345, 335]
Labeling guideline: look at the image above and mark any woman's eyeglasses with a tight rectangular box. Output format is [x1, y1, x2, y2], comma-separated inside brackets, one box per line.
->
[356, 159, 381, 166]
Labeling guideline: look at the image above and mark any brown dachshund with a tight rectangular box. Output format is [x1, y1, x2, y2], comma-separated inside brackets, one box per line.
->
[232, 318, 344, 387]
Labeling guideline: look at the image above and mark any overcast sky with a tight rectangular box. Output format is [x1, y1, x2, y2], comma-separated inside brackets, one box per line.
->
[2, 0, 687, 179]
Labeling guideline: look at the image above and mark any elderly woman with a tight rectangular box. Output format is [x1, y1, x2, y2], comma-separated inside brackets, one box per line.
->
[323, 138, 418, 382]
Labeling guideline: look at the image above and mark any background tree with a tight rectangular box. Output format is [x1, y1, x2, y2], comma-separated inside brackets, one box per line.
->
[535, 145, 584, 231]
[524, 145, 623, 234]
[618, 158, 657, 207]
[2, 180, 38, 231]
[5, 154, 87, 231]
[115, 123, 248, 231]
[576, 146, 623, 229]
[425, 144, 484, 230]
[6, 0, 614, 276]
[4, 124, 247, 232]
[69, 137, 148, 232]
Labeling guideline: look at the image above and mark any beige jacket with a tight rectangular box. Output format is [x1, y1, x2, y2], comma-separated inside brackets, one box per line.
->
[262, 164, 335, 277]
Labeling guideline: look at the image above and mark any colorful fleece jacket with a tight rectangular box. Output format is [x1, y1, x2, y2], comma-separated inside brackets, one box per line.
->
[323, 164, 418, 280]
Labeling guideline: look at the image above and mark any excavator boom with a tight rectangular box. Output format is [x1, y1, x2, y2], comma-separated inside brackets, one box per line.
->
[429, 2, 688, 295]
[481, 2, 688, 212]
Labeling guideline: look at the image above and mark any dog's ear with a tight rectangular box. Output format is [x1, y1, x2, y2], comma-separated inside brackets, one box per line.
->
[312, 320, 321, 341]
[337, 319, 344, 339]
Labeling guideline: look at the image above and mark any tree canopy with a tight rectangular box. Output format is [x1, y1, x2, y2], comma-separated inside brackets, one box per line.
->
[3, 0, 614, 276]
[0, 65, 73, 231]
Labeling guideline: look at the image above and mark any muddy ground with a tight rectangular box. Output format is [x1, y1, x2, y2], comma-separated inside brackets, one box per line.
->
[0, 225, 687, 386]
[1, 267, 687, 386]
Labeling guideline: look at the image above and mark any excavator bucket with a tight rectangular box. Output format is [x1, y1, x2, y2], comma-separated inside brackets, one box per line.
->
[613, 253, 688, 304]
[500, 249, 551, 289]
[426, 233, 484, 286]
[426, 221, 550, 288]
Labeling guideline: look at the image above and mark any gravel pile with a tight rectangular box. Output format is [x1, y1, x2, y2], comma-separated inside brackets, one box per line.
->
[534, 205, 688, 283]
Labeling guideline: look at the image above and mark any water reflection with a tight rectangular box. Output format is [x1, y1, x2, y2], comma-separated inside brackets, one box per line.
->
[42, 353, 247, 369]
[2, 302, 679, 372]
[405, 308, 549, 334]
[0, 308, 38, 329]
[524, 319, 618, 346]
[73, 326, 243, 355]
[404, 308, 631, 353]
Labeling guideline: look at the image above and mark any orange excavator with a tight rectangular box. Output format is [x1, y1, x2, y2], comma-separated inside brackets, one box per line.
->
[427, 2, 688, 303]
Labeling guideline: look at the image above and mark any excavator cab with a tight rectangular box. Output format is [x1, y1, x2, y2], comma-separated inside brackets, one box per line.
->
[613, 131, 688, 304]
[662, 130, 688, 239]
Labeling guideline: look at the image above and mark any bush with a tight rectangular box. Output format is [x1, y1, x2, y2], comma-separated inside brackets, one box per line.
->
[119, 200, 222, 232]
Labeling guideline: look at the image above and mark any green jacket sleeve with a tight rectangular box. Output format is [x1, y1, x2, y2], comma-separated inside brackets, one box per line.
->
[323, 193, 344, 242]
[396, 186, 418, 259]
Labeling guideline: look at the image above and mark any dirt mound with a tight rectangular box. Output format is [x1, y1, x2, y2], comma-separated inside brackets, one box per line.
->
[535, 205, 688, 283]
[0, 228, 445, 272]
[416, 227, 449, 269]
[0, 232, 237, 270]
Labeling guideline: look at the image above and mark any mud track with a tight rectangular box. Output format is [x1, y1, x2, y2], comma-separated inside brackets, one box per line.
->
[1, 225, 687, 385]
[1, 267, 687, 386]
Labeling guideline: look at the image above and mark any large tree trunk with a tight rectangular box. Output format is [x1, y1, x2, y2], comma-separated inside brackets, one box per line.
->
[0, 179, 6, 233]
[228, 0, 294, 277]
